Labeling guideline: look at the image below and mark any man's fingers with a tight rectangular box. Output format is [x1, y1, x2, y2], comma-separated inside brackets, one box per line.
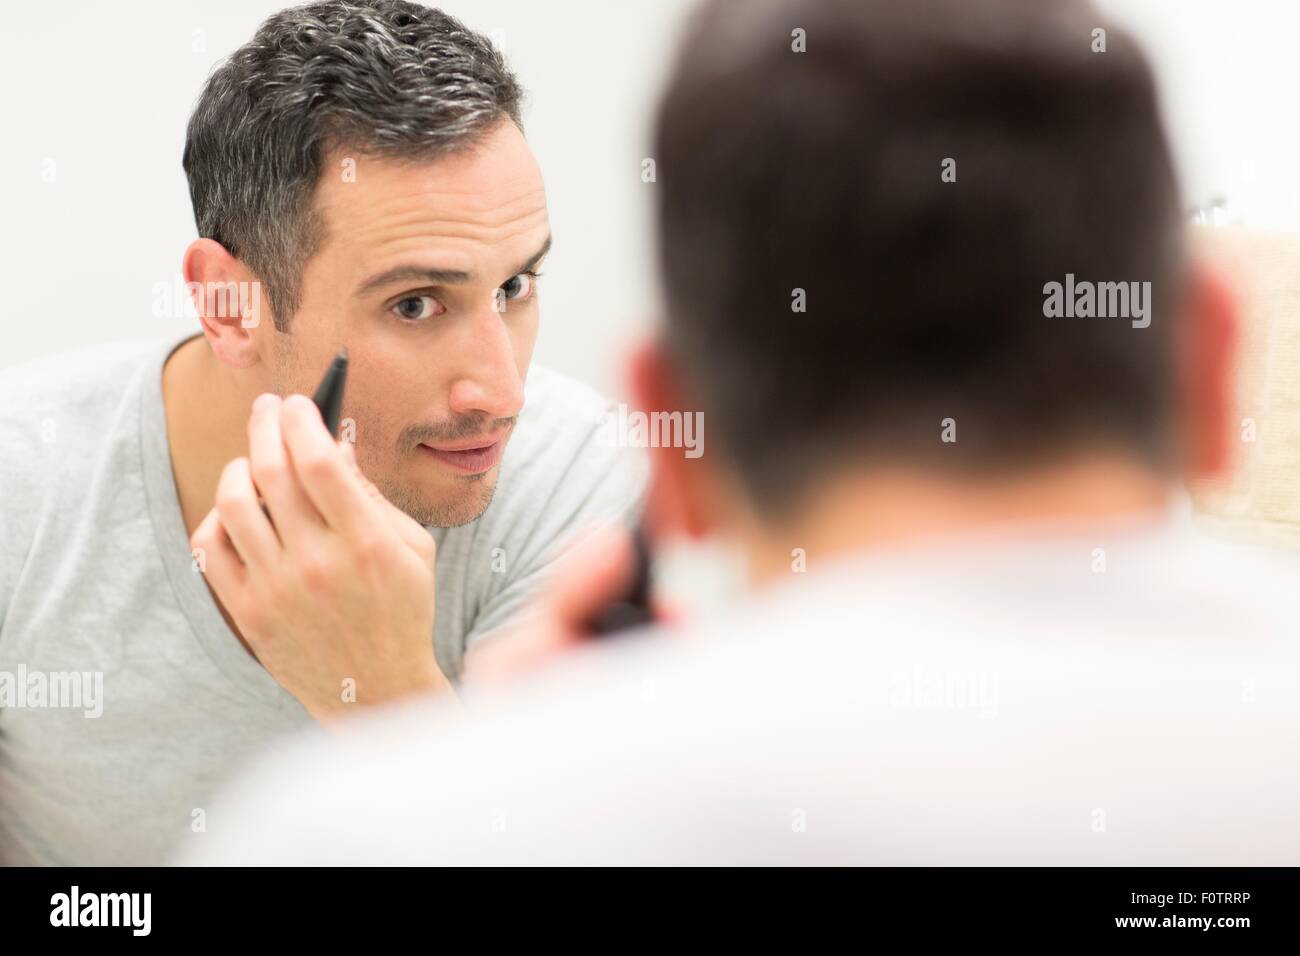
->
[247, 393, 324, 547]
[339, 438, 437, 570]
[280, 395, 386, 544]
[544, 525, 638, 630]
[463, 619, 569, 685]
[191, 505, 247, 595]
[463, 527, 640, 687]
[213, 457, 280, 570]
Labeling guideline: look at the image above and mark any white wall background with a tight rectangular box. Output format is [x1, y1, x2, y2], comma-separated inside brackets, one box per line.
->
[1, 0, 1297, 395]
[1096, 0, 1300, 230]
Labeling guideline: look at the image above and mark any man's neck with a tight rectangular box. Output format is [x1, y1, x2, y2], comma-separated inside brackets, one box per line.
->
[737, 455, 1174, 587]
[162, 335, 261, 538]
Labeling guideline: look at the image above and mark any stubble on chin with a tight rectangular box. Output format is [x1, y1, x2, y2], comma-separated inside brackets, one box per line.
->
[375, 460, 501, 529]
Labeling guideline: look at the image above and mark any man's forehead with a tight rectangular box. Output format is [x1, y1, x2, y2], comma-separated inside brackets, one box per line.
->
[316, 122, 546, 221]
[312, 136, 549, 276]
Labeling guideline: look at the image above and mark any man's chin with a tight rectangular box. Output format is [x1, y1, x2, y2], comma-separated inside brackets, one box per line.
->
[381, 469, 500, 528]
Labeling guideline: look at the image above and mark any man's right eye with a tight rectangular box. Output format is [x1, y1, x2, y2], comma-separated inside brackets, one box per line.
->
[391, 295, 444, 321]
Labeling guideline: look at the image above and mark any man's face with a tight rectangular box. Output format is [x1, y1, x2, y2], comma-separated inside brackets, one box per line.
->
[265, 120, 550, 527]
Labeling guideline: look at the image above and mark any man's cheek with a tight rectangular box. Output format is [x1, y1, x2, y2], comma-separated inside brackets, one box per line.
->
[346, 409, 394, 474]
[511, 326, 538, 389]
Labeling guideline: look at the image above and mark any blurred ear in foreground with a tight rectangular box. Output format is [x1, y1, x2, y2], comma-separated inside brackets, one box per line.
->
[625, 337, 724, 542]
[1178, 251, 1240, 482]
[1190, 228, 1300, 547]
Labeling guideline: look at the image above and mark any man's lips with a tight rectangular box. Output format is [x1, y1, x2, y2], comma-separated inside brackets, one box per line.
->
[418, 437, 504, 474]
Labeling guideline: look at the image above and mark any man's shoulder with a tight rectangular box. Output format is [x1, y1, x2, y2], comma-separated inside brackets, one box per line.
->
[0, 334, 177, 600]
[0, 334, 169, 386]
[516, 363, 617, 440]
[0, 334, 173, 500]
[1096, 519, 1300, 634]
[0, 335, 171, 424]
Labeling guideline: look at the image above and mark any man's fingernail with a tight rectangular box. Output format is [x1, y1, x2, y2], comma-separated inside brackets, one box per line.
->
[252, 393, 279, 412]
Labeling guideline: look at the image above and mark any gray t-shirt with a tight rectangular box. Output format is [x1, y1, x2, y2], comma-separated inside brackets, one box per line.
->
[0, 331, 644, 865]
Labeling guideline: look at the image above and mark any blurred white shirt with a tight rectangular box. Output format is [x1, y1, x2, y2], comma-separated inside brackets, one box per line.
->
[182, 506, 1300, 865]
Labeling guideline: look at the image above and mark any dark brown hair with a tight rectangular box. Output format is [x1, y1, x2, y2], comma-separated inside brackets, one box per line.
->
[654, 0, 1185, 511]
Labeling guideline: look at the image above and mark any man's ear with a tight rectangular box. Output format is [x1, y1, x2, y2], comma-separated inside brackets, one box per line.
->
[1178, 256, 1240, 482]
[625, 337, 721, 541]
[182, 238, 267, 370]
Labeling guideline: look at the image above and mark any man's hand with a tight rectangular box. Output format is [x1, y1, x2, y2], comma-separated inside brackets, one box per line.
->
[191, 393, 448, 720]
[463, 526, 663, 686]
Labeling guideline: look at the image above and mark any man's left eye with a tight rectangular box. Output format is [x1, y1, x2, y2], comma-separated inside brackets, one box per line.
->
[391, 295, 443, 321]
[500, 271, 540, 302]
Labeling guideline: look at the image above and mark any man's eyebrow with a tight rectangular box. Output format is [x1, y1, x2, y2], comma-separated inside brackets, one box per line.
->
[355, 234, 553, 297]
[511, 234, 552, 277]
[356, 264, 471, 296]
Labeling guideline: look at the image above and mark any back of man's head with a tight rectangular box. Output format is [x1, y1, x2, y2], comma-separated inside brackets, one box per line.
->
[653, 0, 1186, 516]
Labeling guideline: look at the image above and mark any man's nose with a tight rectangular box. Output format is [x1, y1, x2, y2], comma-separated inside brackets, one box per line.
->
[445, 302, 526, 420]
